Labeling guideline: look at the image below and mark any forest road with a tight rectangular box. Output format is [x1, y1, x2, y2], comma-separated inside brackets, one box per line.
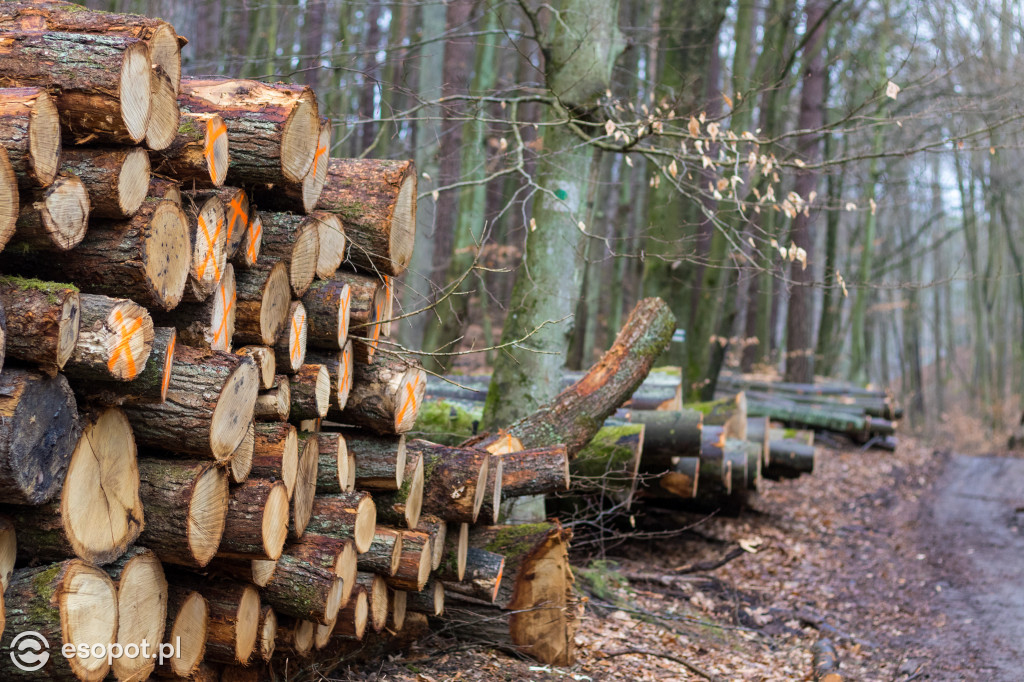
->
[918, 454, 1024, 680]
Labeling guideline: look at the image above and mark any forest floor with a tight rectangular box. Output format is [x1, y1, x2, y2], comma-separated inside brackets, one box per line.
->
[323, 430, 1024, 681]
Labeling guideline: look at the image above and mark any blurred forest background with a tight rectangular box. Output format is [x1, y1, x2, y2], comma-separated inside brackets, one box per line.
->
[78, 0, 1024, 436]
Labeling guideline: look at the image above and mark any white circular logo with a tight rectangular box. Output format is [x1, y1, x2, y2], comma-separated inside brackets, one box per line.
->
[10, 631, 49, 672]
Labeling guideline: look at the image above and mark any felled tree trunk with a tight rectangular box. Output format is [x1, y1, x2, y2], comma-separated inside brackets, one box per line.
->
[61, 146, 150, 219]
[314, 342, 353, 415]
[168, 573, 262, 667]
[446, 523, 578, 666]
[0, 30, 152, 144]
[466, 298, 675, 457]
[568, 424, 644, 506]
[478, 445, 570, 526]
[252, 422, 298, 498]
[690, 393, 747, 440]
[255, 121, 333, 214]
[386, 529, 431, 591]
[765, 438, 816, 479]
[316, 158, 417, 276]
[371, 446, 425, 529]
[260, 212, 321, 297]
[0, 560, 117, 681]
[0, 276, 79, 371]
[260, 533, 348, 624]
[78, 326, 176, 406]
[6, 408, 141, 565]
[275, 301, 308, 374]
[344, 430, 406, 490]
[302, 277, 351, 350]
[330, 586, 368, 641]
[236, 344, 276, 390]
[410, 439, 493, 524]
[696, 425, 732, 497]
[233, 261, 291, 346]
[619, 409, 703, 472]
[179, 77, 320, 187]
[441, 547, 504, 603]
[14, 174, 89, 251]
[289, 363, 330, 420]
[0, 197, 192, 311]
[182, 193, 228, 303]
[336, 355, 426, 434]
[151, 112, 229, 188]
[406, 580, 445, 617]
[305, 492, 377, 554]
[314, 431, 349, 494]
[656, 456, 699, 499]
[217, 478, 290, 561]
[314, 211, 346, 277]
[105, 547, 168, 682]
[137, 457, 228, 568]
[0, 86, 60, 189]
[64, 293, 154, 382]
[122, 345, 258, 460]
[357, 526, 402, 577]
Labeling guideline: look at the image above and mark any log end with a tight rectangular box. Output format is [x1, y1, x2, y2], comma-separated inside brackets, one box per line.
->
[210, 355, 259, 459]
[146, 200, 192, 310]
[120, 41, 154, 144]
[394, 366, 426, 434]
[303, 125, 333, 214]
[188, 464, 230, 567]
[103, 298, 155, 381]
[313, 213, 345, 279]
[390, 589, 407, 630]
[389, 171, 417, 275]
[0, 148, 17, 249]
[29, 89, 61, 187]
[111, 549, 168, 682]
[262, 480, 290, 560]
[145, 65, 180, 151]
[258, 606, 277, 662]
[259, 261, 291, 345]
[280, 90, 320, 183]
[205, 116, 230, 187]
[168, 591, 209, 678]
[38, 173, 90, 250]
[354, 495, 377, 554]
[64, 562, 120, 682]
[235, 584, 261, 664]
[119, 147, 151, 219]
[251, 559, 277, 587]
[0, 516, 14, 590]
[290, 222, 320, 296]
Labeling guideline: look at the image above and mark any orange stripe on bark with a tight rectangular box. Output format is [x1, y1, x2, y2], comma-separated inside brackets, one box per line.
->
[394, 374, 420, 428]
[205, 118, 227, 183]
[108, 310, 143, 378]
[161, 333, 176, 400]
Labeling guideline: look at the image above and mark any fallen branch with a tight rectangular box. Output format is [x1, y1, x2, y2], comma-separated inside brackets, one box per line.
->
[604, 648, 724, 682]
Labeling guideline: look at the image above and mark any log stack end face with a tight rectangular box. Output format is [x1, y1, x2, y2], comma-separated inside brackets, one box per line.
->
[144, 199, 192, 310]
[119, 40, 154, 143]
[27, 88, 62, 187]
[0, 148, 17, 246]
[188, 464, 230, 567]
[280, 89, 319, 183]
[63, 562, 120, 681]
[210, 355, 259, 457]
[390, 171, 417, 275]
[118, 146, 151, 217]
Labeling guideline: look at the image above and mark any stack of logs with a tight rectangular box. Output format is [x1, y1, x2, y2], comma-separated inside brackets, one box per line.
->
[0, 2, 679, 677]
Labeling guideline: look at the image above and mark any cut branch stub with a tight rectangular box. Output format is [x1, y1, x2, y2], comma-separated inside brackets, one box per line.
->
[179, 77, 319, 186]
[0, 86, 60, 189]
[316, 158, 417, 276]
[64, 293, 154, 382]
[0, 275, 80, 370]
[121, 344, 259, 460]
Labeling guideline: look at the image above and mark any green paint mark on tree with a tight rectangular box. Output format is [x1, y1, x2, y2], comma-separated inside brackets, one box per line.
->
[554, 188, 569, 201]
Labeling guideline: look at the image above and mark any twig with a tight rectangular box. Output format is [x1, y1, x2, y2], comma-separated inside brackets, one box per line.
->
[670, 546, 747, 574]
[604, 648, 724, 682]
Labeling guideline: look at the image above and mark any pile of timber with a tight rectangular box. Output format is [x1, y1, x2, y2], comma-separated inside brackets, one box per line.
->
[0, 2, 670, 676]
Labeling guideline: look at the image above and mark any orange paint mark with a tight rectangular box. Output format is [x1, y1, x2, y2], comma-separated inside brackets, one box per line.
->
[227, 196, 248, 243]
[290, 310, 305, 363]
[108, 309, 143, 378]
[246, 218, 262, 263]
[394, 374, 420, 428]
[196, 215, 223, 281]
[339, 351, 349, 397]
[312, 144, 327, 177]
[339, 287, 351, 343]
[205, 118, 227, 183]
[212, 280, 235, 349]
[161, 333, 176, 399]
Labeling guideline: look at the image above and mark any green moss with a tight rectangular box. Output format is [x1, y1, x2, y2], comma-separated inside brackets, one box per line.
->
[575, 559, 630, 602]
[483, 522, 550, 558]
[30, 563, 63, 624]
[410, 399, 481, 446]
[177, 117, 199, 137]
[0, 275, 77, 304]
[573, 425, 642, 481]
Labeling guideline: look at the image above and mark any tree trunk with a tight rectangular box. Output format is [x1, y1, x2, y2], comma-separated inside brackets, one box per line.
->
[64, 293, 154, 382]
[217, 477, 289, 561]
[179, 78, 319, 187]
[386, 529, 431, 591]
[410, 439, 492, 524]
[76, 324, 175, 405]
[105, 547, 168, 682]
[570, 424, 643, 505]
[260, 212, 321, 297]
[0, 86, 60, 189]
[357, 526, 402, 577]
[252, 422, 299, 498]
[151, 112, 229, 188]
[301, 277, 351, 350]
[305, 492, 377, 554]
[0, 197, 192, 311]
[14, 173, 89, 251]
[61, 146, 150, 220]
[259, 534, 347, 625]
[1, 560, 117, 681]
[232, 261, 291, 346]
[122, 345, 259, 460]
[255, 377, 291, 421]
[289, 363, 330, 420]
[0, 275, 79, 371]
[290, 429, 320, 539]
[344, 430, 407, 490]
[168, 573, 261, 666]
[137, 457, 229, 568]
[442, 546, 504, 603]
[316, 158, 417, 276]
[315, 432, 351, 494]
[154, 263, 236, 352]
[335, 355, 426, 434]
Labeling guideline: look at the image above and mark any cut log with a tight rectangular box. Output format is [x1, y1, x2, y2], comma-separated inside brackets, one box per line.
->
[356, 572, 390, 633]
[696, 425, 732, 497]
[483, 445, 570, 519]
[137, 457, 228, 568]
[336, 355, 425, 434]
[62, 146, 149, 219]
[14, 173, 89, 251]
[306, 492, 377, 554]
[218, 477, 289, 561]
[7, 408, 141, 565]
[0, 147, 18, 248]
[466, 298, 675, 457]
[616, 408, 703, 472]
[387, 530, 431, 591]
[161, 586, 208, 678]
[290, 430, 320, 539]
[229, 421, 255, 484]
[179, 78, 319, 186]
[0, 31, 152, 143]
[690, 393, 747, 440]
[147, 176, 181, 205]
[724, 438, 750, 494]
[259, 212, 320, 297]
[255, 377, 291, 421]
[256, 120, 333, 214]
[740, 439, 763, 490]
[301, 277, 350, 350]
[446, 522, 577, 666]
[331, 585, 368, 641]
[273, 616, 313, 659]
[357, 526, 402, 577]
[0, 516, 14, 589]
[274, 300, 307, 373]
[154, 262, 235, 351]
[64, 293, 153, 382]
[371, 446, 425, 529]
[314, 212, 346, 278]
[0, 560, 117, 681]
[123, 345, 258, 460]
[256, 605, 277, 663]
[0, 275, 79, 370]
[389, 590, 407, 630]
[236, 344, 276, 390]
[0, 197, 191, 310]
[345, 430, 406, 490]
[182, 193, 227, 303]
[316, 158, 416, 276]
[289, 363, 330, 420]
[234, 209, 263, 269]
[0, 86, 60, 189]
[656, 456, 700, 499]
[186, 187, 249, 260]
[334, 270, 385, 363]
[316, 341, 353, 414]
[746, 398, 870, 438]
[208, 557, 277, 588]
[0, 367, 78, 505]
[145, 64, 180, 151]
[169, 573, 261, 666]
[151, 112, 229, 188]
[406, 581, 444, 618]
[570, 424, 644, 506]
[416, 513, 447, 571]
[106, 547, 168, 682]
[745, 415, 771, 464]
[442, 546, 505, 603]
[410, 439, 492, 524]
[435, 522, 469, 582]
[252, 422, 298, 498]
[764, 438, 816, 479]
[261, 533, 349, 625]
[233, 261, 290, 346]
[79, 326, 176, 406]
[0, 3, 183, 95]
[314, 431, 348, 494]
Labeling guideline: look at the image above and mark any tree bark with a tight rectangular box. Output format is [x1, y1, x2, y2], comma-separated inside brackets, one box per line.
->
[570, 424, 643, 505]
[252, 422, 298, 498]
[301, 277, 351, 350]
[151, 112, 230, 188]
[14, 173, 89, 251]
[154, 263, 235, 352]
[255, 377, 291, 422]
[316, 158, 417, 276]
[442, 546, 504, 603]
[386, 529, 431, 591]
[689, 393, 747, 440]
[289, 363, 330, 420]
[168, 573, 261, 666]
[64, 293, 154, 382]
[218, 477, 289, 561]
[0, 147, 18, 249]
[260, 212, 321, 297]
[357, 526, 402, 577]
[305, 492, 377, 554]
[254, 122, 333, 215]
[0, 275, 79, 371]
[356, 572, 389, 632]
[315, 431, 350, 494]
[78, 326, 176, 406]
[62, 146, 150, 219]
[410, 439, 491, 524]
[335, 355, 426, 434]
[618, 409, 703, 472]
[232, 261, 290, 346]
[0, 86, 60, 189]
[260, 533, 348, 625]
[343, 429, 406, 490]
